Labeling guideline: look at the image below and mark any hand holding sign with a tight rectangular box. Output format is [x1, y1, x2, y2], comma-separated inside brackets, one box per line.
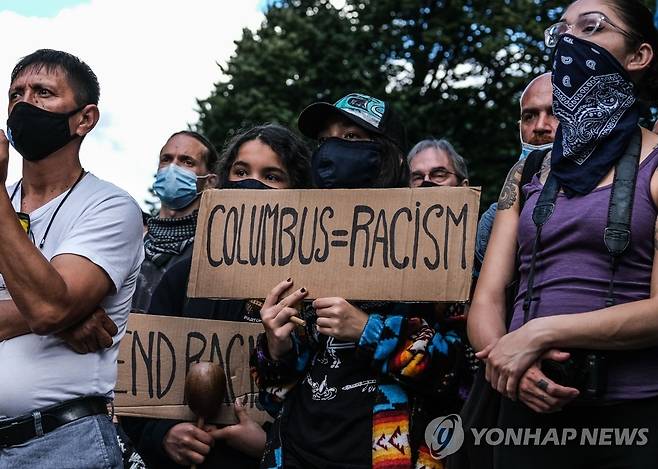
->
[185, 361, 226, 469]
[313, 297, 368, 342]
[260, 279, 308, 360]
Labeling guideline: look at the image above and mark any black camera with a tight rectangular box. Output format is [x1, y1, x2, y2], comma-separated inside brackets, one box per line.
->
[541, 350, 607, 400]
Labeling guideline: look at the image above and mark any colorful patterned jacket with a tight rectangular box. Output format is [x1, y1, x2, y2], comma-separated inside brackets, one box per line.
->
[250, 304, 466, 469]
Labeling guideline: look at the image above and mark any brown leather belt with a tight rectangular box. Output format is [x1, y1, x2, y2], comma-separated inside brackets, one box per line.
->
[0, 396, 109, 448]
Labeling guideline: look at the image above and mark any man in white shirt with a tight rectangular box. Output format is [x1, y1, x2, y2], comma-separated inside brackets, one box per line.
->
[0, 49, 143, 468]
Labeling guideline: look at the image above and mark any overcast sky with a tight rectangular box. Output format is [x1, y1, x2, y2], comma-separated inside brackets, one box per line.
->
[0, 0, 265, 209]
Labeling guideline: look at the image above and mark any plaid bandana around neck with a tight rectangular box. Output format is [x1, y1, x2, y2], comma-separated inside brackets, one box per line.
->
[143, 211, 198, 264]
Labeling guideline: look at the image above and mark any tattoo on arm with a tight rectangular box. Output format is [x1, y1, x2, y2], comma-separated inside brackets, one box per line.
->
[498, 160, 524, 210]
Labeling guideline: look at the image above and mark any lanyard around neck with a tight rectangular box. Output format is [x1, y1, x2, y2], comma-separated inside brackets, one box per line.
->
[10, 169, 87, 250]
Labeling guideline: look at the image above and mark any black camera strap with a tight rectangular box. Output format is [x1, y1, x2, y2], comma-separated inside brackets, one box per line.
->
[603, 129, 642, 306]
[504, 149, 550, 329]
[522, 128, 641, 323]
[522, 172, 559, 323]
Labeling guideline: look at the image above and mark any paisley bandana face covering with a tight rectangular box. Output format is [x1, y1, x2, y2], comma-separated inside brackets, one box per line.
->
[550, 34, 640, 196]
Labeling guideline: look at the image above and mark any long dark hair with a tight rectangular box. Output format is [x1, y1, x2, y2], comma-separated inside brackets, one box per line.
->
[217, 124, 312, 189]
[372, 135, 409, 188]
[603, 0, 658, 101]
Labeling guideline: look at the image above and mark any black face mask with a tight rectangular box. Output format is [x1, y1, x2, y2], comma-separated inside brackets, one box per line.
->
[312, 137, 382, 189]
[7, 102, 83, 162]
[419, 180, 440, 188]
[223, 178, 274, 190]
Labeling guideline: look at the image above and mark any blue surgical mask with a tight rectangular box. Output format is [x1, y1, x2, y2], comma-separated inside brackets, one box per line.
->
[520, 141, 553, 160]
[153, 164, 209, 210]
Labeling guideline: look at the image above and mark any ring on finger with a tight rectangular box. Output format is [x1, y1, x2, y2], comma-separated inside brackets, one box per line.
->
[536, 378, 549, 392]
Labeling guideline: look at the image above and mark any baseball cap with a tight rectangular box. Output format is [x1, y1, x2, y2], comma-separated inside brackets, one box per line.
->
[298, 92, 406, 151]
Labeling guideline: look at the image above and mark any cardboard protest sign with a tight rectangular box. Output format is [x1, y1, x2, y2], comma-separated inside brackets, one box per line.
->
[114, 313, 270, 425]
[188, 187, 480, 302]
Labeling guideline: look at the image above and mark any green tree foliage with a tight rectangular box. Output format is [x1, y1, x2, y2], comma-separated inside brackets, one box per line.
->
[197, 0, 390, 147]
[195, 0, 653, 207]
[349, 0, 563, 204]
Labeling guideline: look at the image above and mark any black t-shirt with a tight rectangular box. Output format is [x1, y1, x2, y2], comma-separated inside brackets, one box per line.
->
[281, 302, 413, 469]
[283, 332, 377, 469]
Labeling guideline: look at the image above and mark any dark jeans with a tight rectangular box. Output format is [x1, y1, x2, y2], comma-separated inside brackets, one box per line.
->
[494, 395, 658, 469]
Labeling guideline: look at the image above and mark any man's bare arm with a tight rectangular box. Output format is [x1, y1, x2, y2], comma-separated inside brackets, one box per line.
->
[0, 132, 113, 335]
[0, 301, 30, 340]
[0, 298, 118, 355]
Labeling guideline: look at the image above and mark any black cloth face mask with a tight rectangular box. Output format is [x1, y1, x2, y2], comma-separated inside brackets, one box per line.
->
[7, 101, 83, 161]
[312, 137, 382, 189]
[223, 178, 275, 190]
[419, 180, 440, 188]
[551, 34, 640, 196]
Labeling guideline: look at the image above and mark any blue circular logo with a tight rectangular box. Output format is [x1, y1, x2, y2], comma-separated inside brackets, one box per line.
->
[424, 414, 465, 459]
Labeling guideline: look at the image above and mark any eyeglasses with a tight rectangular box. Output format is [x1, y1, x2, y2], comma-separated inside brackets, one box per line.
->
[411, 168, 461, 185]
[544, 12, 638, 48]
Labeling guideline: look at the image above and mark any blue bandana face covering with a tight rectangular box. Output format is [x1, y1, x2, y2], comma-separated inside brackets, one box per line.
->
[153, 164, 207, 210]
[551, 34, 640, 196]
